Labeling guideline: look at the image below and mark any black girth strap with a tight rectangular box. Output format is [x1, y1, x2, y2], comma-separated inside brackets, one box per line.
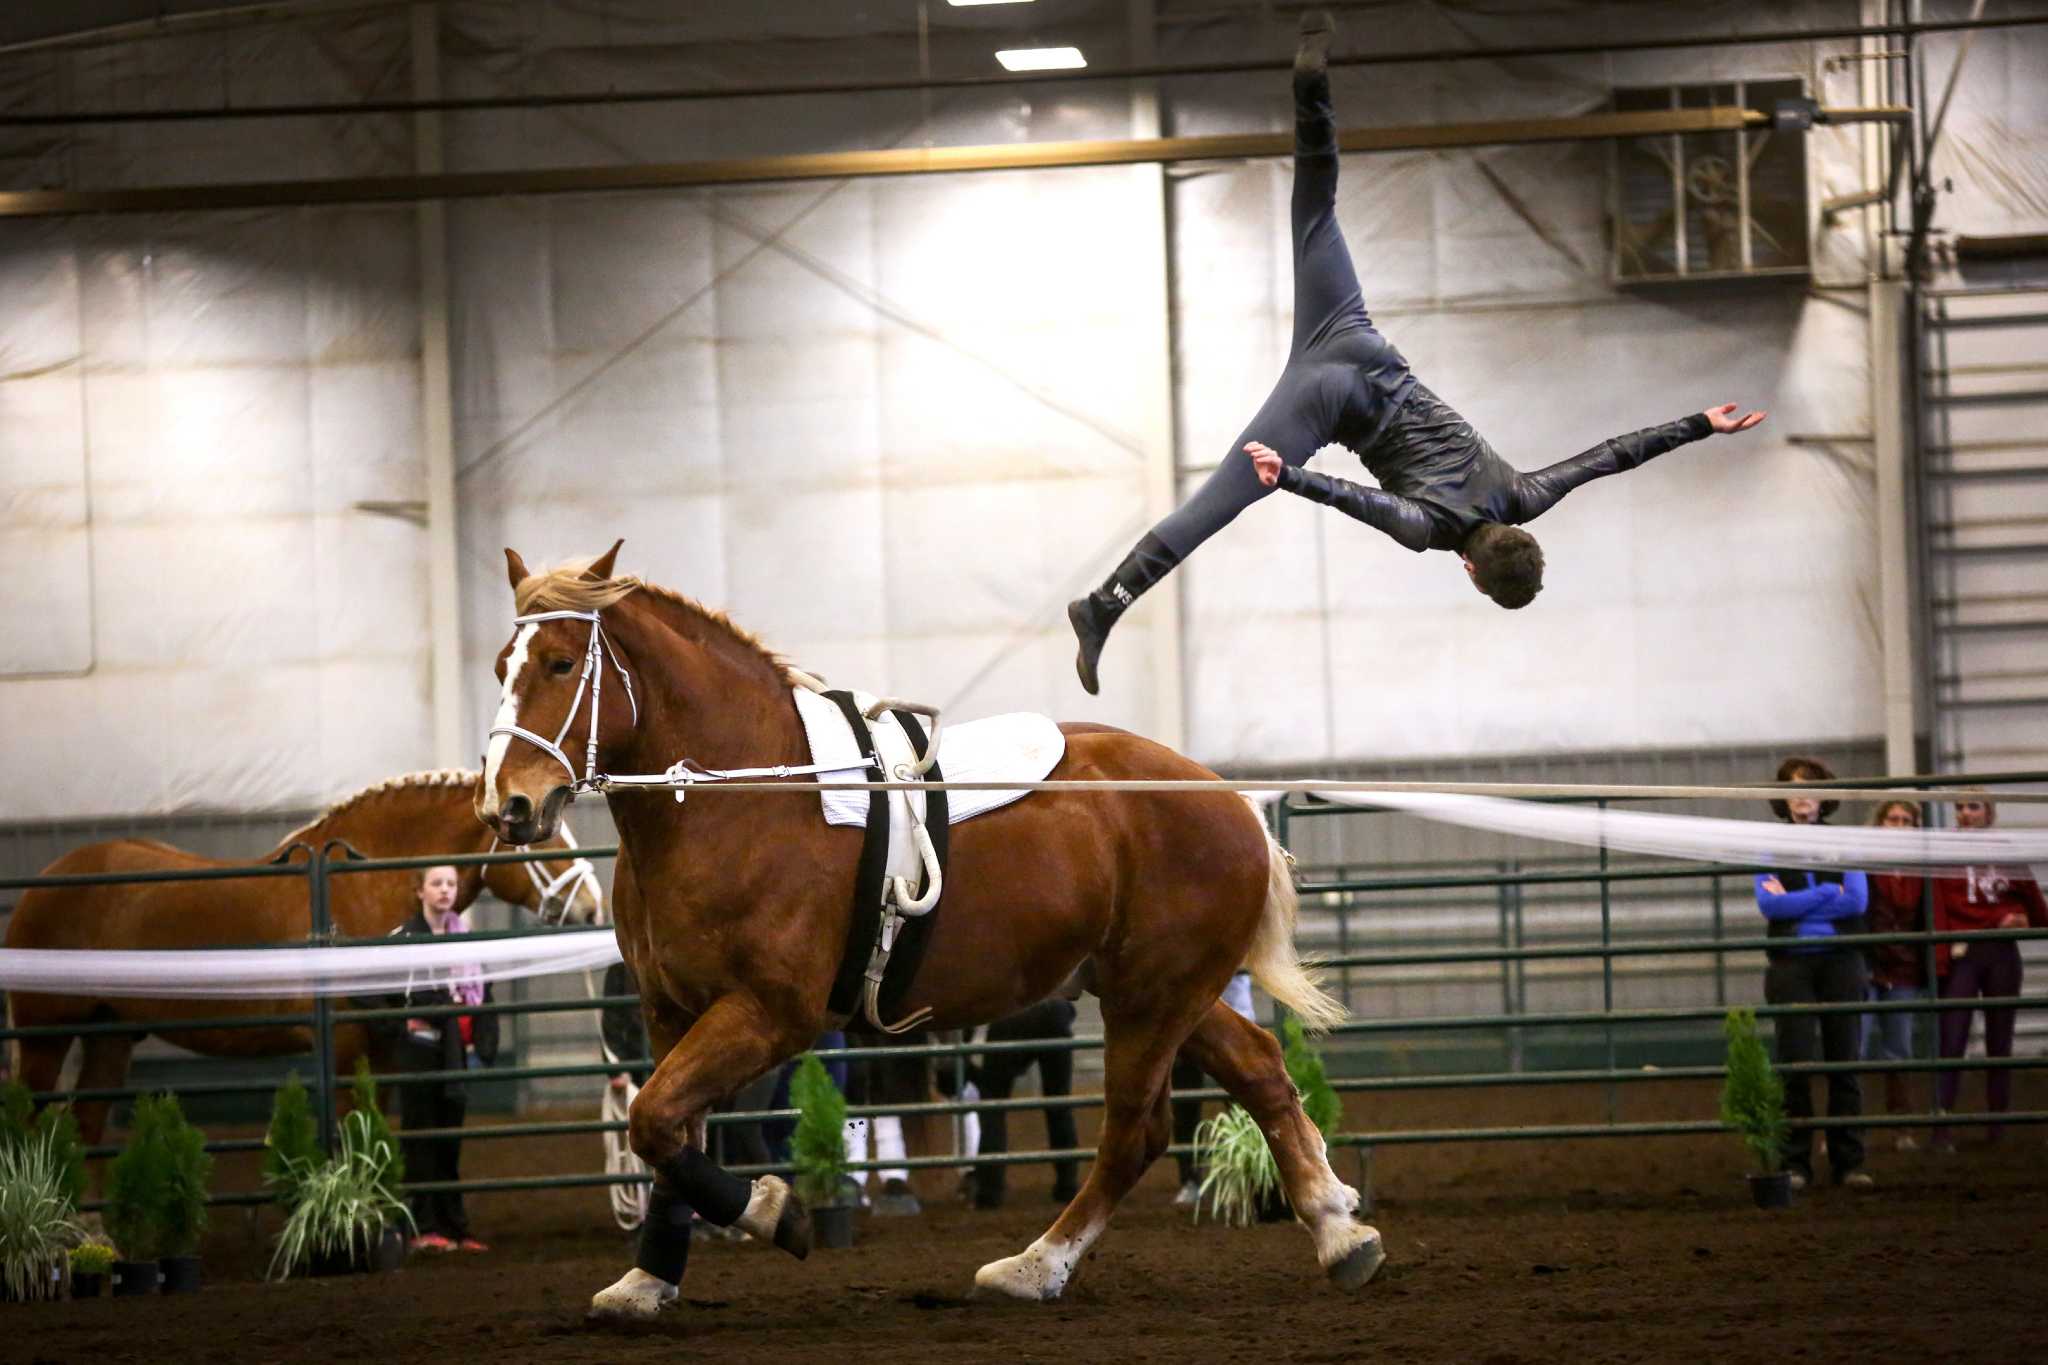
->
[880, 708, 946, 1024]
[820, 692, 949, 1023]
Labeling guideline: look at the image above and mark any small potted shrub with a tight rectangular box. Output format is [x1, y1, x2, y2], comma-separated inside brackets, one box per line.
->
[0, 1127, 84, 1303]
[1191, 1106, 1281, 1228]
[268, 1107, 413, 1280]
[1720, 1008, 1792, 1208]
[105, 1095, 172, 1295]
[263, 1072, 323, 1208]
[788, 1054, 854, 1249]
[69, 1241, 115, 1300]
[153, 1096, 212, 1293]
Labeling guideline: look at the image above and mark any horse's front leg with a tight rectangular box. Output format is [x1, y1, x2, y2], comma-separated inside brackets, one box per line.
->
[588, 994, 815, 1324]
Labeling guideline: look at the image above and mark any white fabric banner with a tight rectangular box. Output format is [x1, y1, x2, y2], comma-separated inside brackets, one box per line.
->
[1284, 790, 2048, 876]
[0, 929, 621, 999]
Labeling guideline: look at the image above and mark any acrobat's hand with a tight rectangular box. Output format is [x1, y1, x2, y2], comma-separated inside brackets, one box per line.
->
[1245, 441, 1284, 488]
[1705, 403, 1767, 434]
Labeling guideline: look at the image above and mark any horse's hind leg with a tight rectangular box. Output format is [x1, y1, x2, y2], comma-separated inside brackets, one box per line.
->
[16, 1036, 73, 1110]
[973, 1005, 1196, 1302]
[1185, 1003, 1382, 1290]
[72, 1032, 138, 1151]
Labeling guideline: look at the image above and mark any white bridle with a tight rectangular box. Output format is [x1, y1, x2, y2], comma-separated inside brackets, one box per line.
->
[489, 608, 638, 792]
[490, 825, 605, 927]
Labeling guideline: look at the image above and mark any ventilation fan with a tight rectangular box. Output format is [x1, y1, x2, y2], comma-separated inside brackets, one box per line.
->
[1610, 79, 1812, 283]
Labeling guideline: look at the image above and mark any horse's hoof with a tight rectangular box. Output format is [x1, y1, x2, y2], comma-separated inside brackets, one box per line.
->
[772, 1191, 813, 1261]
[972, 1251, 1062, 1303]
[586, 1268, 678, 1323]
[1326, 1225, 1385, 1292]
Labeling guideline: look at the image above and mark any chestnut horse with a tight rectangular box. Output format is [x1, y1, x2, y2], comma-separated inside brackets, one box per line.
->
[478, 544, 1382, 1319]
[6, 768, 602, 1144]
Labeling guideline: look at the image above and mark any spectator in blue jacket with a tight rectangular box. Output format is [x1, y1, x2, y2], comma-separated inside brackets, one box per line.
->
[1756, 756, 1872, 1192]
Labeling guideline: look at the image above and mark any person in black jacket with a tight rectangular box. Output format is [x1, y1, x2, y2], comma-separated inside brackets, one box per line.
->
[383, 864, 500, 1252]
[1065, 9, 1767, 694]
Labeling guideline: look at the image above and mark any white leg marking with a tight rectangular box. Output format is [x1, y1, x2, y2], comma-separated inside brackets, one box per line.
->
[1296, 1156, 1382, 1290]
[973, 1219, 1103, 1302]
[482, 623, 538, 806]
[587, 1266, 678, 1322]
[733, 1175, 789, 1243]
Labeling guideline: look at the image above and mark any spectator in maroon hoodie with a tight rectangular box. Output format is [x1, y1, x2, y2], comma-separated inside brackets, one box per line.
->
[1863, 800, 1929, 1147]
[1932, 793, 2048, 1150]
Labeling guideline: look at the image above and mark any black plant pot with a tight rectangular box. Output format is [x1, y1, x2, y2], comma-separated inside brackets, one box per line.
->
[1256, 1187, 1295, 1224]
[158, 1256, 203, 1294]
[308, 1244, 364, 1277]
[70, 1272, 105, 1300]
[372, 1227, 408, 1273]
[110, 1260, 160, 1296]
[812, 1202, 857, 1250]
[1748, 1172, 1794, 1209]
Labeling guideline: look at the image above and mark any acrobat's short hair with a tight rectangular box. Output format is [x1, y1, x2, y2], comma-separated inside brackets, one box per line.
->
[1465, 524, 1544, 609]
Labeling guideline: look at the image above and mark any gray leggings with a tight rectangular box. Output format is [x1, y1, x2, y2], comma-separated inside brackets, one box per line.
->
[1150, 75, 1410, 559]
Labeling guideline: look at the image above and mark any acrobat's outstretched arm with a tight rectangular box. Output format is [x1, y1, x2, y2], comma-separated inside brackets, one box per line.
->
[1250, 441, 1437, 552]
[1511, 404, 1764, 523]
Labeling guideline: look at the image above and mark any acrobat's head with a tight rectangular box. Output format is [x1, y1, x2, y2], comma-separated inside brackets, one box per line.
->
[1462, 523, 1544, 609]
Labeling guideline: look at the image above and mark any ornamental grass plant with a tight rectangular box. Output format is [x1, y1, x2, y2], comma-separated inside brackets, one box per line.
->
[0, 1129, 85, 1301]
[1191, 1106, 1281, 1228]
[268, 1107, 413, 1281]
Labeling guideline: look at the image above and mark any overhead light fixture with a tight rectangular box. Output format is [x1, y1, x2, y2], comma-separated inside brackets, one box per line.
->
[994, 46, 1086, 72]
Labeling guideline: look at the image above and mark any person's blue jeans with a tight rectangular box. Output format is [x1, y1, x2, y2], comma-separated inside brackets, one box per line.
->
[1862, 982, 1923, 1115]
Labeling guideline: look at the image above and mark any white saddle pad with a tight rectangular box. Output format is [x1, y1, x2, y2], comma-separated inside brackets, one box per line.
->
[790, 687, 1066, 836]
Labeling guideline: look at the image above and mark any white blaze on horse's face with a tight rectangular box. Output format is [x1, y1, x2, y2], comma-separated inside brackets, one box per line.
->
[479, 620, 584, 844]
[482, 622, 538, 802]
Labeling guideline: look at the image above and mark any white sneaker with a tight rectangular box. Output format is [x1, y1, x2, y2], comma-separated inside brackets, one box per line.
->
[1786, 1171, 1809, 1192]
[1894, 1134, 1919, 1153]
[1173, 1180, 1201, 1209]
[1842, 1171, 1876, 1192]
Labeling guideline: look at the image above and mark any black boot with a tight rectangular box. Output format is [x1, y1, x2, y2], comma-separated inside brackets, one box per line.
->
[1066, 533, 1182, 696]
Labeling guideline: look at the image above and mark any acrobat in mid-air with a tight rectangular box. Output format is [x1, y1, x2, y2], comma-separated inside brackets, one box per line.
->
[1067, 10, 1767, 694]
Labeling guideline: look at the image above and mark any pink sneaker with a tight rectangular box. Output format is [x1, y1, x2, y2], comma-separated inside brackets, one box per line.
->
[410, 1233, 457, 1253]
[456, 1237, 490, 1253]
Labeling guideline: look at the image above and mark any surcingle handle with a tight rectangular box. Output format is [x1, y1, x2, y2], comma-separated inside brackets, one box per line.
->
[860, 909, 934, 1036]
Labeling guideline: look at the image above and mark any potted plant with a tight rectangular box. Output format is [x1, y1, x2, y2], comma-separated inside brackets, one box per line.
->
[348, 1060, 407, 1270]
[1720, 1008, 1792, 1208]
[104, 1094, 172, 1295]
[788, 1054, 854, 1249]
[268, 1107, 414, 1280]
[1191, 1105, 1281, 1228]
[68, 1241, 115, 1300]
[0, 1126, 84, 1303]
[154, 1096, 212, 1293]
[0, 1083, 86, 1218]
[262, 1072, 323, 1208]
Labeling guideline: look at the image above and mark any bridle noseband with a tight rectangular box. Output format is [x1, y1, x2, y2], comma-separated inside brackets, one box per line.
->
[488, 608, 638, 791]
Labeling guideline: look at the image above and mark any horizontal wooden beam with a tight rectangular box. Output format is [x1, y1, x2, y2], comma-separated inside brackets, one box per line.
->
[0, 105, 1905, 219]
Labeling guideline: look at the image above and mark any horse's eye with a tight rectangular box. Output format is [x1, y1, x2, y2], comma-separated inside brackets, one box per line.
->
[550, 658, 575, 676]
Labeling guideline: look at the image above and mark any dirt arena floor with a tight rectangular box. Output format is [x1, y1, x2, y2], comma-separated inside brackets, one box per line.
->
[12, 1078, 2044, 1365]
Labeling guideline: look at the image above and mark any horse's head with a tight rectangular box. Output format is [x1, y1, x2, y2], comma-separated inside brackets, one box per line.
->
[477, 540, 638, 846]
[480, 829, 606, 927]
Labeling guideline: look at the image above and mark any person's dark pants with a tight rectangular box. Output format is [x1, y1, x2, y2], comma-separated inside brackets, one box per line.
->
[1935, 941, 2024, 1140]
[1142, 59, 1404, 564]
[400, 1077, 470, 1239]
[974, 999, 1079, 1207]
[712, 1074, 775, 1172]
[1765, 948, 1867, 1181]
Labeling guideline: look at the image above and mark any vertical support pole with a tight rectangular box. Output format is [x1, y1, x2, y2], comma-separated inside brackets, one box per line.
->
[1598, 800, 1617, 1123]
[1871, 277, 1916, 776]
[309, 847, 337, 1154]
[1496, 862, 1520, 1074]
[1126, 0, 1185, 749]
[413, 2, 464, 768]
[1711, 874, 1728, 1007]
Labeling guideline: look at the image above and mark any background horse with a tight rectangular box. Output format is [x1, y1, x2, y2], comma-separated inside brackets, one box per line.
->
[6, 768, 601, 1145]
[478, 544, 1381, 1319]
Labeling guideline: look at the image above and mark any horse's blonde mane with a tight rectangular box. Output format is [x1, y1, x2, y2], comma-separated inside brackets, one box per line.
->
[278, 768, 479, 847]
[513, 558, 799, 685]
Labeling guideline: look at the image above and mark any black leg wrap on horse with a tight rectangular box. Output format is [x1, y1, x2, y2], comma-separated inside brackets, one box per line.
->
[659, 1146, 752, 1228]
[634, 1180, 694, 1285]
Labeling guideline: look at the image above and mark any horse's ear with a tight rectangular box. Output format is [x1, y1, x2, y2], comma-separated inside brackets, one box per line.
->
[504, 548, 531, 593]
[583, 539, 624, 582]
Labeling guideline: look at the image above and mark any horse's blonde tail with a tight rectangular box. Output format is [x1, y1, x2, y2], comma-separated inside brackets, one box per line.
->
[1242, 798, 1347, 1035]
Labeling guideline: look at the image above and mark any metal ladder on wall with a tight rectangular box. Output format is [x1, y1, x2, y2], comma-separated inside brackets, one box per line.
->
[1917, 283, 2048, 806]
